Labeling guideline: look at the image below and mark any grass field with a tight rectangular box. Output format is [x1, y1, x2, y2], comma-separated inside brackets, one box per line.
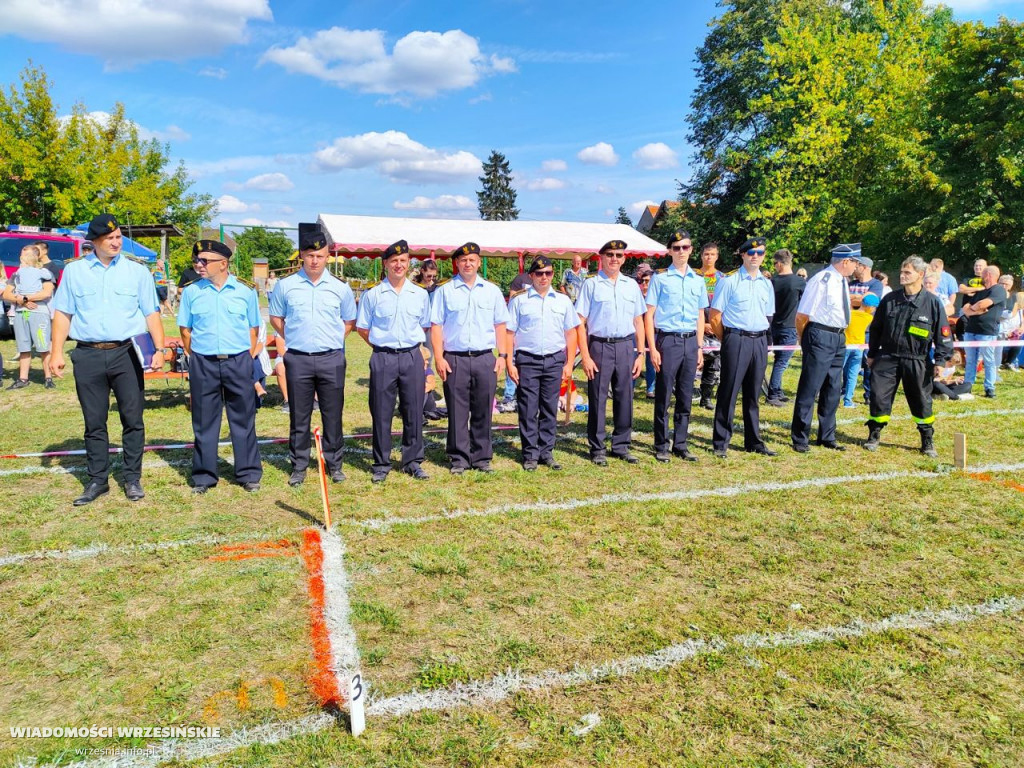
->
[2, 319, 1023, 768]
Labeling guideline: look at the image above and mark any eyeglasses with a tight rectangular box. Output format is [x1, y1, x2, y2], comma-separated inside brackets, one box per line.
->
[669, 245, 693, 252]
[193, 257, 227, 265]
[746, 249, 766, 256]
[604, 252, 626, 259]
[532, 270, 554, 277]
[638, 277, 651, 283]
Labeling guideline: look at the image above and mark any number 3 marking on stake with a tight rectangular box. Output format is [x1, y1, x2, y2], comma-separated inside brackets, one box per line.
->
[351, 674, 363, 702]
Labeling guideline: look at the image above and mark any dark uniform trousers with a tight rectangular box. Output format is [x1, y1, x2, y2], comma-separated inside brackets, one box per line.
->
[791, 324, 846, 447]
[70, 344, 145, 484]
[699, 349, 721, 402]
[284, 349, 346, 473]
[713, 330, 768, 451]
[515, 349, 566, 462]
[443, 351, 497, 469]
[189, 351, 261, 487]
[653, 332, 698, 452]
[869, 356, 933, 422]
[369, 346, 425, 473]
[587, 336, 635, 457]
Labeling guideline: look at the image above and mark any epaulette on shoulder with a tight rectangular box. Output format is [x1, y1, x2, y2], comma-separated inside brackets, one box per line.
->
[327, 272, 347, 283]
[726, 268, 739, 276]
[509, 288, 528, 300]
[656, 268, 667, 274]
[435, 278, 451, 288]
[586, 272, 598, 278]
[181, 278, 200, 288]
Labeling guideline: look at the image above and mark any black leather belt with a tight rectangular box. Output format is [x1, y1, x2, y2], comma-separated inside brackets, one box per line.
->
[657, 330, 697, 338]
[198, 351, 247, 361]
[76, 340, 130, 350]
[373, 345, 420, 354]
[288, 348, 341, 356]
[724, 327, 769, 338]
[516, 350, 565, 360]
[447, 349, 492, 357]
[589, 335, 632, 343]
[807, 321, 845, 334]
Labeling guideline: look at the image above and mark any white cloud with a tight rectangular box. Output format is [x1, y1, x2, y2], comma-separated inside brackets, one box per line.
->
[2, 0, 272, 67]
[633, 142, 679, 170]
[603, 208, 615, 218]
[595, 184, 615, 195]
[526, 177, 568, 191]
[929, 0, 1010, 10]
[469, 92, 493, 105]
[628, 199, 658, 218]
[62, 111, 190, 143]
[187, 155, 283, 178]
[262, 28, 516, 98]
[240, 172, 294, 191]
[312, 130, 482, 183]
[217, 195, 258, 214]
[280, 205, 295, 215]
[541, 159, 568, 172]
[393, 195, 476, 212]
[199, 66, 228, 79]
[577, 142, 619, 166]
[238, 217, 292, 228]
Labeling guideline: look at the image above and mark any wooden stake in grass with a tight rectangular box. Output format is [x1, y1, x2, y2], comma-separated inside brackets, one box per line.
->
[313, 427, 333, 529]
[954, 432, 968, 470]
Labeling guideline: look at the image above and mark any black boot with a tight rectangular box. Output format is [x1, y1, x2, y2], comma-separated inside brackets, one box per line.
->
[918, 424, 938, 458]
[863, 421, 883, 451]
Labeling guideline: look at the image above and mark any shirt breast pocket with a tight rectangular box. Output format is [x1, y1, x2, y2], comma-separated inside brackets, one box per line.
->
[375, 294, 398, 322]
[227, 297, 250, 319]
[113, 285, 139, 312]
[317, 294, 342, 319]
[71, 285, 98, 310]
[593, 284, 615, 306]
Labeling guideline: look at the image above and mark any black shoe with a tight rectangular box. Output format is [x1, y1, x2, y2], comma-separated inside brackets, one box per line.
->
[44, 378, 56, 389]
[523, 461, 538, 471]
[700, 397, 713, 410]
[474, 462, 494, 473]
[792, 443, 811, 453]
[403, 465, 429, 480]
[192, 485, 212, 495]
[539, 456, 562, 471]
[450, 466, 466, 475]
[7, 378, 29, 390]
[371, 470, 389, 484]
[288, 470, 307, 487]
[124, 480, 145, 501]
[242, 482, 260, 493]
[613, 452, 639, 464]
[747, 445, 777, 456]
[591, 455, 608, 467]
[984, 390, 996, 399]
[655, 451, 671, 463]
[817, 441, 846, 451]
[765, 398, 785, 407]
[673, 448, 698, 462]
[713, 448, 728, 459]
[73, 481, 109, 506]
[330, 469, 346, 483]
[778, 394, 790, 403]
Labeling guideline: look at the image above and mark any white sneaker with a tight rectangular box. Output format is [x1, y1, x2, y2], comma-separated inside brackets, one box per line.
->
[958, 392, 975, 400]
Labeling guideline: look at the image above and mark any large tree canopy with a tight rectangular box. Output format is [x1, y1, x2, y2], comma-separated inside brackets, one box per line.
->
[0, 63, 215, 270]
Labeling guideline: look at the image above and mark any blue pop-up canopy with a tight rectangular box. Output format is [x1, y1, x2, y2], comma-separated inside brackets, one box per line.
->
[74, 224, 158, 261]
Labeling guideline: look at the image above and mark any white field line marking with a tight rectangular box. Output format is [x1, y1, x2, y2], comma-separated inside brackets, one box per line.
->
[33, 596, 1024, 768]
[6, 461, 1024, 568]
[366, 596, 1024, 717]
[319, 528, 363, 686]
[353, 461, 1024, 532]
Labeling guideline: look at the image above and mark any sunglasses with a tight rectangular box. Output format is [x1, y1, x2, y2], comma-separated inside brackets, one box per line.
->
[193, 257, 227, 265]
[639, 277, 651, 283]
[746, 249, 766, 256]
[669, 244, 693, 252]
[531, 270, 554, 277]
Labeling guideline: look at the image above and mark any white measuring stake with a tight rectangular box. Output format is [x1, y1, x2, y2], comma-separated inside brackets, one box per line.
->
[954, 432, 968, 470]
[349, 673, 366, 736]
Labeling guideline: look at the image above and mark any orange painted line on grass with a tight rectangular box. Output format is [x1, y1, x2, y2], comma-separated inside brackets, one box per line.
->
[207, 539, 297, 562]
[208, 551, 295, 562]
[299, 527, 343, 708]
[967, 472, 1024, 493]
[218, 539, 295, 553]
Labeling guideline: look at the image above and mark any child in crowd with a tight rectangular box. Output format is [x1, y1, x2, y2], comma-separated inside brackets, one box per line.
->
[933, 349, 967, 400]
[841, 292, 880, 407]
[1, 244, 56, 389]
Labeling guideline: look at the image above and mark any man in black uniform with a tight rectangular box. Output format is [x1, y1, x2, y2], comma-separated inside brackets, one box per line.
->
[864, 256, 954, 457]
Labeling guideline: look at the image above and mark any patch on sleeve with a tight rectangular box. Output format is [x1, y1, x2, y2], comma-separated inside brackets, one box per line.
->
[941, 325, 951, 337]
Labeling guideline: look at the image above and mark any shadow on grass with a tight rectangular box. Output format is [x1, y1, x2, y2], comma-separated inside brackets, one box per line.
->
[275, 499, 322, 526]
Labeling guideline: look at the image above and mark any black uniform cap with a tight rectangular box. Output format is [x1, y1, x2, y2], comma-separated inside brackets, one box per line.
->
[739, 236, 767, 252]
[85, 213, 119, 241]
[666, 230, 691, 247]
[383, 239, 409, 259]
[192, 239, 232, 259]
[299, 231, 328, 251]
[528, 255, 554, 273]
[599, 240, 627, 254]
[453, 242, 481, 258]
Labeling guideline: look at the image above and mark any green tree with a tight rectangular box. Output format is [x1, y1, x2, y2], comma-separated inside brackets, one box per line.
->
[477, 150, 519, 221]
[234, 226, 294, 277]
[0, 62, 214, 257]
[615, 206, 633, 226]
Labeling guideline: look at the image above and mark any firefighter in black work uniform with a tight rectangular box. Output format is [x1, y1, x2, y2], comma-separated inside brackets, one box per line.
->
[863, 256, 954, 457]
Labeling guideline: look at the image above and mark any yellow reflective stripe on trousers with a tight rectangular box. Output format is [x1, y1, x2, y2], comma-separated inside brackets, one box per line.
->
[867, 414, 890, 424]
[913, 415, 936, 425]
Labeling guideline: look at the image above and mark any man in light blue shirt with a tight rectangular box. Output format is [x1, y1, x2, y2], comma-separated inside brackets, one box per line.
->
[644, 230, 708, 462]
[269, 230, 356, 486]
[709, 237, 776, 457]
[50, 213, 165, 506]
[356, 239, 432, 483]
[430, 242, 509, 474]
[506, 255, 579, 471]
[576, 240, 647, 465]
[178, 239, 262, 493]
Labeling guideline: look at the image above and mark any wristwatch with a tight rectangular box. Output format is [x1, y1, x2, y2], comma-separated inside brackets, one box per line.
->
[498, 353, 508, 358]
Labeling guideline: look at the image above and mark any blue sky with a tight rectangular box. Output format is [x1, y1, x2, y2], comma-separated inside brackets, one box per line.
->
[1, 0, 1021, 231]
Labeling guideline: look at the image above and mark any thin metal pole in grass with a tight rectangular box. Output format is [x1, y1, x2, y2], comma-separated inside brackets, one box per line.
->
[313, 427, 333, 529]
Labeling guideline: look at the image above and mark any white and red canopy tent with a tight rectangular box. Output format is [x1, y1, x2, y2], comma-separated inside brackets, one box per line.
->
[315, 214, 668, 271]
